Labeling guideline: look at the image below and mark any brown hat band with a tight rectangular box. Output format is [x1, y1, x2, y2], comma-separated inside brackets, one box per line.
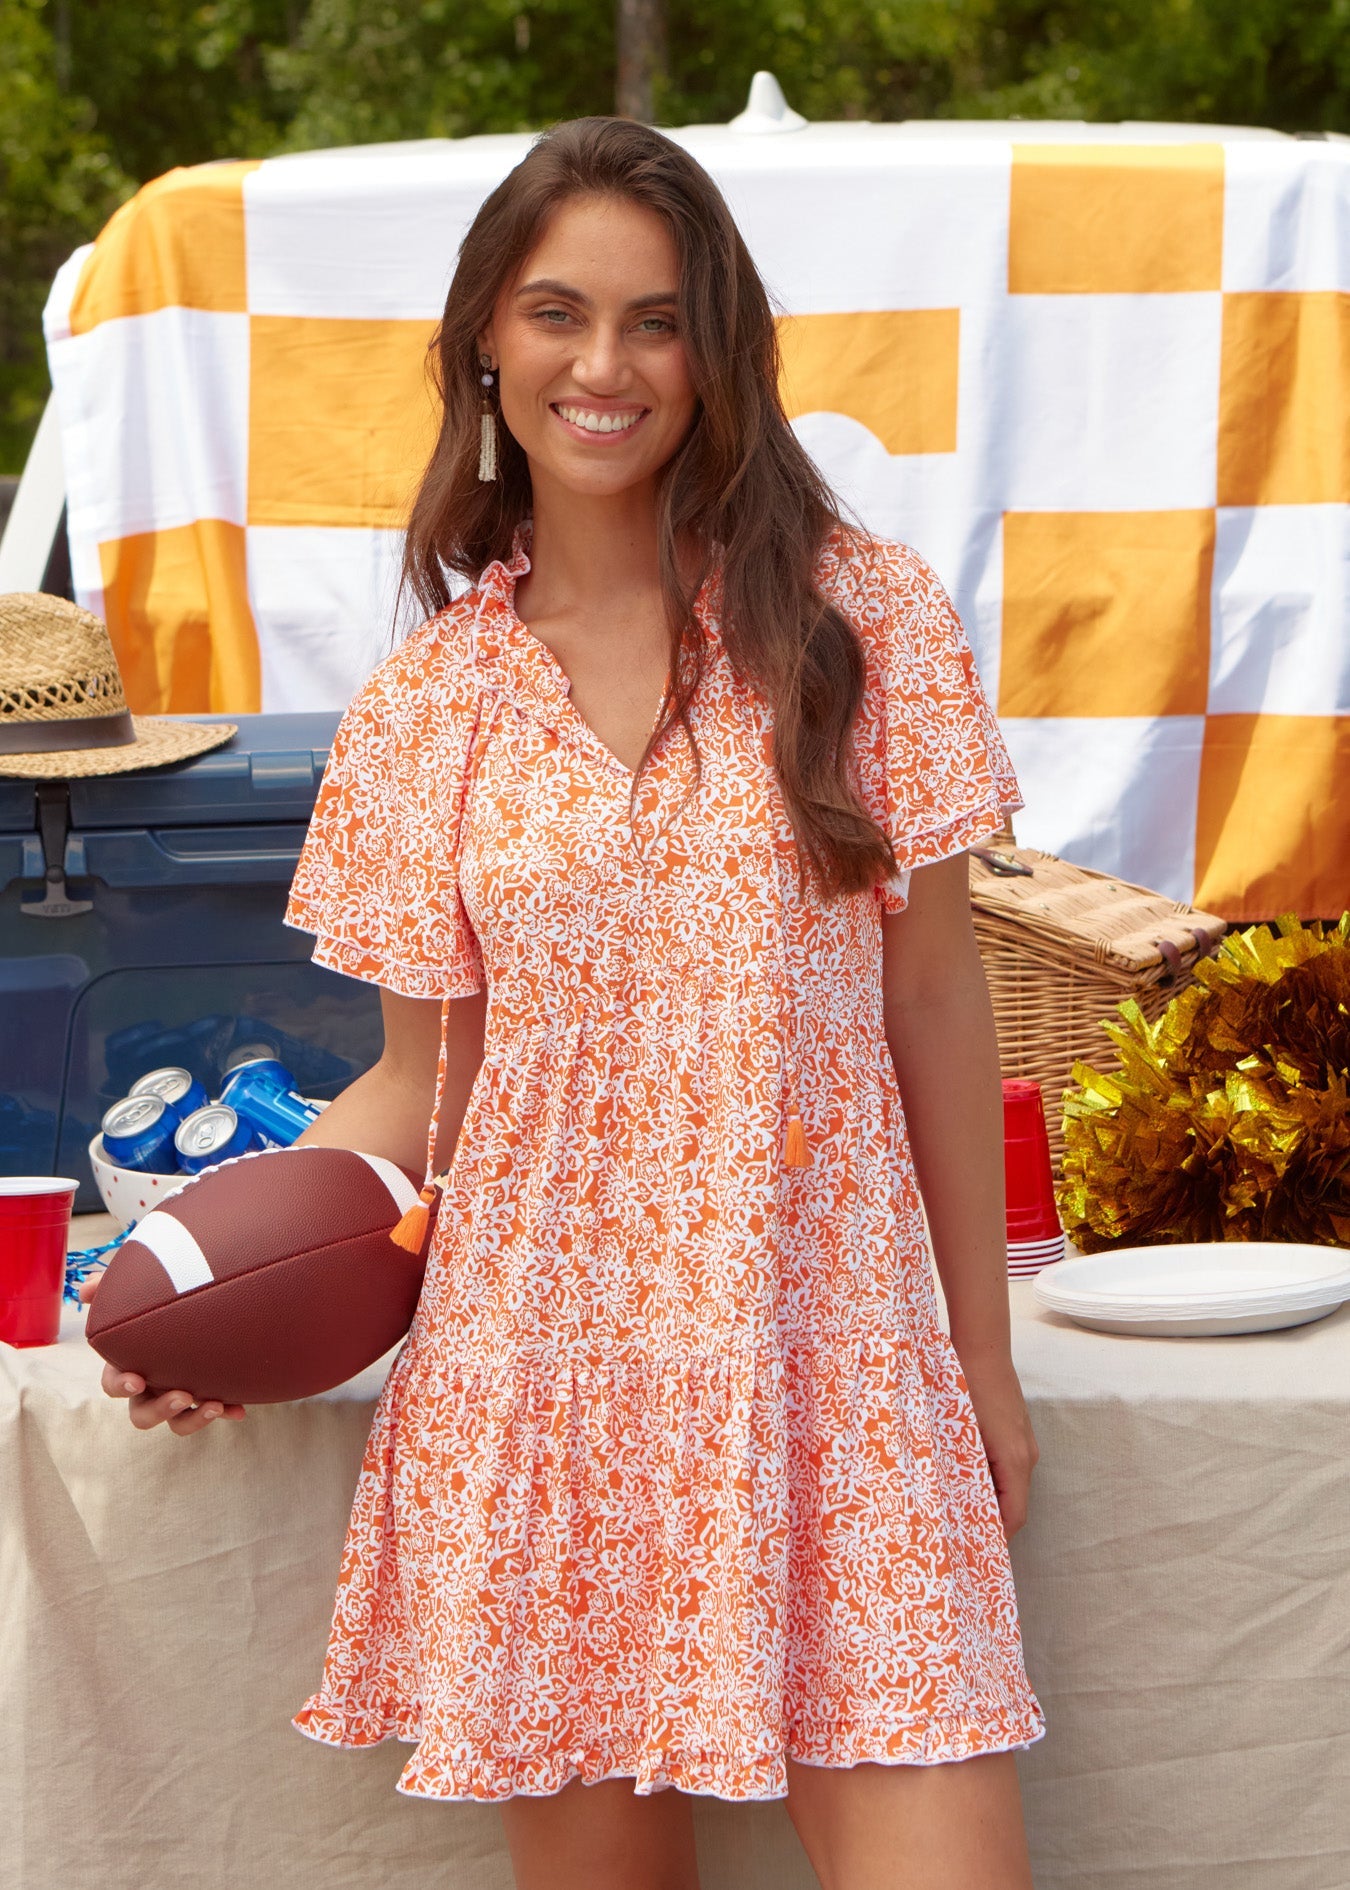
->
[0, 709, 136, 755]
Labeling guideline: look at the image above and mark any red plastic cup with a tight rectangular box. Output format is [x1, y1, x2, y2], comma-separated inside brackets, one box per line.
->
[1002, 1080, 1063, 1273]
[0, 1178, 78, 1347]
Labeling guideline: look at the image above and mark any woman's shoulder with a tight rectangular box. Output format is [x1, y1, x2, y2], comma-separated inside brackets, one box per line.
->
[341, 588, 486, 737]
[815, 526, 954, 645]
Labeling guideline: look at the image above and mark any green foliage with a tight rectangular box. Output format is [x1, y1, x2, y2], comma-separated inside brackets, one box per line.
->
[0, 0, 131, 469]
[267, 0, 614, 149]
[3, 0, 1349, 469]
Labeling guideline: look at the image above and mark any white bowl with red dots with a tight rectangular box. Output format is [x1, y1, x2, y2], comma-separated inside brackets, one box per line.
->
[88, 1100, 328, 1229]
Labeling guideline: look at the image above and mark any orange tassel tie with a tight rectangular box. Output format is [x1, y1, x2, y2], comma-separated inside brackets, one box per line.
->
[390, 1181, 440, 1253]
[784, 1111, 811, 1168]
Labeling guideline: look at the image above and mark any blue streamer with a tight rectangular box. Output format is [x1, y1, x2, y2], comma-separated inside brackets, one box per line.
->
[65, 1227, 132, 1305]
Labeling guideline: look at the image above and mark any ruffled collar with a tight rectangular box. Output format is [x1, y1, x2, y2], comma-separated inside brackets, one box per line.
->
[470, 522, 573, 723]
[470, 519, 720, 727]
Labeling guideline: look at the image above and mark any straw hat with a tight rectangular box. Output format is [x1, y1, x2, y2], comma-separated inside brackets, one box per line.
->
[0, 593, 236, 778]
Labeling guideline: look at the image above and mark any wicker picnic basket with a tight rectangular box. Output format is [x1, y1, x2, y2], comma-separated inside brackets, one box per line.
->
[969, 841, 1229, 1169]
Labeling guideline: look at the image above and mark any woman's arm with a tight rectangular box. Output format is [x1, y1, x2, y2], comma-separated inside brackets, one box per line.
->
[296, 986, 487, 1176]
[880, 854, 1039, 1535]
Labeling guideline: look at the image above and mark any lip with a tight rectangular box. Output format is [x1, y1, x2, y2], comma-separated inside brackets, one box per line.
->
[549, 402, 651, 445]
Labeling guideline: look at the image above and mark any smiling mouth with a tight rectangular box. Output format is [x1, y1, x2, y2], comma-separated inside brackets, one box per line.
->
[551, 403, 649, 436]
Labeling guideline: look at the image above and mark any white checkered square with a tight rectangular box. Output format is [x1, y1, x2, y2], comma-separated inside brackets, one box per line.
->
[1210, 504, 1350, 716]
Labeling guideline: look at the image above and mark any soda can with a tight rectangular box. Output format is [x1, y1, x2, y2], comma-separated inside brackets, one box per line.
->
[220, 1061, 320, 1148]
[129, 1066, 209, 1124]
[101, 1094, 181, 1175]
[174, 1103, 257, 1174]
[221, 1056, 293, 1092]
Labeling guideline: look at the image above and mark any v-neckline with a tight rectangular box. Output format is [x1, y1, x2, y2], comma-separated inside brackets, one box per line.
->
[486, 527, 694, 782]
[516, 620, 663, 781]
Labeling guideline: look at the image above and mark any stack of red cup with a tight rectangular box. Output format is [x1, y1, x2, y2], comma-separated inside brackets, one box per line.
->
[1002, 1079, 1066, 1277]
[0, 1178, 78, 1347]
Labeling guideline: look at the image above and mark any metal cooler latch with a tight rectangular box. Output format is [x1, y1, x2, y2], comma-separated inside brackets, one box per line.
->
[21, 782, 93, 919]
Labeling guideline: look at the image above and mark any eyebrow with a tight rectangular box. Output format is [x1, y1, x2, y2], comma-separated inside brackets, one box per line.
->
[514, 277, 679, 311]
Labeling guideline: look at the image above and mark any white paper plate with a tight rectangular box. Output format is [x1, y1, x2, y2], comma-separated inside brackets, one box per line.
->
[1032, 1241, 1350, 1336]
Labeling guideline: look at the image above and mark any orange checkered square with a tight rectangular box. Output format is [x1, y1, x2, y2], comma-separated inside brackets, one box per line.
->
[248, 316, 439, 529]
[999, 510, 1214, 719]
[776, 310, 959, 455]
[69, 163, 259, 335]
[1196, 713, 1350, 919]
[98, 520, 260, 713]
[1009, 144, 1224, 295]
[1218, 292, 1350, 507]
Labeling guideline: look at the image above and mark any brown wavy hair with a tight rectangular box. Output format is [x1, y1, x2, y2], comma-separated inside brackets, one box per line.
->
[402, 115, 895, 898]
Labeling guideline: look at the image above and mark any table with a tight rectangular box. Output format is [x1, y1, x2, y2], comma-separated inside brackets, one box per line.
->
[3, 1216, 1348, 1890]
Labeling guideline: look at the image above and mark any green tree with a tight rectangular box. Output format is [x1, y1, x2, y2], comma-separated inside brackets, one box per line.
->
[3, 0, 1349, 473]
[59, 0, 299, 182]
[0, 0, 131, 469]
[267, 0, 612, 149]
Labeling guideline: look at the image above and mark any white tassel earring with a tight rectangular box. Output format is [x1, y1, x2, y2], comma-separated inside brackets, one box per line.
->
[478, 354, 499, 482]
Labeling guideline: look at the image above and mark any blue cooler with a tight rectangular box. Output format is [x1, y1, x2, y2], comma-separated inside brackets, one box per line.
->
[0, 714, 382, 1210]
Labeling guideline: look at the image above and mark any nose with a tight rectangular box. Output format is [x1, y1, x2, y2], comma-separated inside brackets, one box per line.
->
[571, 320, 631, 392]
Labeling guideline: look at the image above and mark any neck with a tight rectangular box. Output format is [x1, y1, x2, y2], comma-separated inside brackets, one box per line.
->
[524, 469, 665, 607]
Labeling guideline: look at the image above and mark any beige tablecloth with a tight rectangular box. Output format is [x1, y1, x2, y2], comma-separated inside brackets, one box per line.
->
[3, 1219, 1348, 1890]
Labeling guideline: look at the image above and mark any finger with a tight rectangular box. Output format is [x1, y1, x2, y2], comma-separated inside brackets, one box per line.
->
[78, 1271, 105, 1304]
[102, 1362, 146, 1400]
[128, 1387, 198, 1431]
[167, 1400, 226, 1437]
[999, 1481, 1030, 1537]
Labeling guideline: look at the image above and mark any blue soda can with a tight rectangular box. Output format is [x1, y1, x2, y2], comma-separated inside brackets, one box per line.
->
[129, 1066, 209, 1124]
[101, 1093, 181, 1175]
[220, 1059, 320, 1148]
[222, 1056, 292, 1092]
[173, 1103, 257, 1173]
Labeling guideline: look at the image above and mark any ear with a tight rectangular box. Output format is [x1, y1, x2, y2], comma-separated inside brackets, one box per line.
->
[476, 324, 497, 369]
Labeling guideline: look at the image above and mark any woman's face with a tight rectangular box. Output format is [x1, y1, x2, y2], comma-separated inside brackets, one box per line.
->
[481, 194, 697, 501]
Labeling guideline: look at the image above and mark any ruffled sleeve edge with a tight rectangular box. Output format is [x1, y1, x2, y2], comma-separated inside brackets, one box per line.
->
[283, 612, 487, 999]
[874, 792, 1025, 913]
[282, 908, 486, 1000]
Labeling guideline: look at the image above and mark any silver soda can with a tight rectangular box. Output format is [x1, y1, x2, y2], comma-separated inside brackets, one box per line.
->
[101, 1094, 180, 1175]
[173, 1103, 257, 1174]
[129, 1066, 209, 1124]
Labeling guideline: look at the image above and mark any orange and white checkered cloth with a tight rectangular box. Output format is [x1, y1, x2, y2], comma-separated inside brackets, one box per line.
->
[43, 128, 1350, 919]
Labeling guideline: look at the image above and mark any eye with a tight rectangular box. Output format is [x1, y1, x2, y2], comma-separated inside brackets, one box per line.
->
[533, 306, 573, 326]
[636, 315, 676, 334]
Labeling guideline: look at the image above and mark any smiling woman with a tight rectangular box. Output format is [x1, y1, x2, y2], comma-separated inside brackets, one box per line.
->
[401, 120, 900, 890]
[93, 116, 1044, 1890]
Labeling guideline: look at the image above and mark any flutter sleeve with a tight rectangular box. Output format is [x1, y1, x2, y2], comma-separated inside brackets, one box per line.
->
[842, 536, 1022, 912]
[285, 637, 485, 999]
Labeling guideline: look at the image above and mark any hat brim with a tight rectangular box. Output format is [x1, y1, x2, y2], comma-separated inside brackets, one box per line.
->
[0, 716, 237, 779]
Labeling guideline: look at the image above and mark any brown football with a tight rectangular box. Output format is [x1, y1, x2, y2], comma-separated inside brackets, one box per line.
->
[85, 1146, 430, 1405]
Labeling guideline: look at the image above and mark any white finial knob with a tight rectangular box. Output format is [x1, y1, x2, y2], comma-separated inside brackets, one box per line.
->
[730, 71, 808, 135]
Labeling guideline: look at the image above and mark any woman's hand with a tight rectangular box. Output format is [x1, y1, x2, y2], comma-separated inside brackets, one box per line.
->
[956, 1347, 1039, 1539]
[78, 1270, 246, 1434]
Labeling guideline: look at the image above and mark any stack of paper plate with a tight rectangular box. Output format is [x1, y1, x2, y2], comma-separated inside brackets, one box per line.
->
[1032, 1242, 1350, 1336]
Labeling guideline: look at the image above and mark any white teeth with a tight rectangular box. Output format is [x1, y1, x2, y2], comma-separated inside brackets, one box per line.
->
[557, 405, 641, 433]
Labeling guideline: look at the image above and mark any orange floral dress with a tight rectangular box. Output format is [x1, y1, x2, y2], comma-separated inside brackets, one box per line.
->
[285, 523, 1045, 1802]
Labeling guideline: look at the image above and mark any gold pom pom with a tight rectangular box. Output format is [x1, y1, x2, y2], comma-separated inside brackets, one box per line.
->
[1058, 914, 1350, 1253]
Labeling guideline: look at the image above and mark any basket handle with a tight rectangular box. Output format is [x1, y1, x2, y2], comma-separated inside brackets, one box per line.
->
[970, 845, 1034, 878]
[1156, 936, 1184, 980]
